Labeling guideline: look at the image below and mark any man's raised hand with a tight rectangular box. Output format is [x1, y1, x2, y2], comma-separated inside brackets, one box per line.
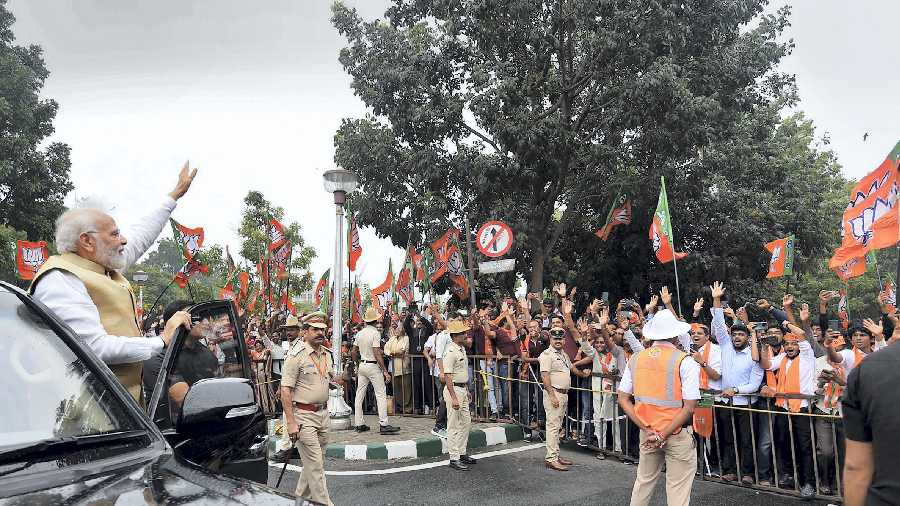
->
[169, 160, 198, 201]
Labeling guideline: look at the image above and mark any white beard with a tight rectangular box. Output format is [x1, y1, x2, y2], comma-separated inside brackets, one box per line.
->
[97, 243, 126, 271]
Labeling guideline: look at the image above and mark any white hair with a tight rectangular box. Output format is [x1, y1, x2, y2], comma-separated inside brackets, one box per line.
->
[55, 208, 106, 253]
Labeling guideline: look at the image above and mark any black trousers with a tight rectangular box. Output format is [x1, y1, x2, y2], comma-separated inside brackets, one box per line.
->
[715, 402, 756, 477]
[773, 406, 815, 487]
[434, 378, 447, 430]
[410, 358, 434, 411]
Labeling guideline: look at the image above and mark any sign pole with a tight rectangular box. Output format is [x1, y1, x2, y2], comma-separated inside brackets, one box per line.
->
[463, 215, 477, 312]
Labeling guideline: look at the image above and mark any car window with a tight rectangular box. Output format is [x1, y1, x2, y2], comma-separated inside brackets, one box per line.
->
[162, 305, 246, 428]
[0, 293, 142, 448]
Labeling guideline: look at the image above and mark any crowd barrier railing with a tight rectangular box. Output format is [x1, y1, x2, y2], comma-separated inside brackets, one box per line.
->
[255, 352, 842, 502]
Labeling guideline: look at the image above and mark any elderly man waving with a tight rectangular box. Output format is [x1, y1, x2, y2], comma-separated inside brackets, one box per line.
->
[30, 163, 197, 403]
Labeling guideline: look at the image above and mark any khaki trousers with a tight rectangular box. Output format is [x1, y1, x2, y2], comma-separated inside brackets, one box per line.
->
[355, 362, 388, 426]
[292, 407, 332, 506]
[630, 428, 696, 506]
[543, 390, 568, 462]
[444, 385, 471, 459]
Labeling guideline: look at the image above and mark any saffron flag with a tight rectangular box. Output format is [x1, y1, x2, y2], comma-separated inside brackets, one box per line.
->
[446, 231, 469, 300]
[219, 284, 236, 301]
[348, 215, 362, 271]
[272, 240, 292, 275]
[15, 240, 49, 280]
[256, 254, 270, 292]
[595, 193, 632, 241]
[830, 141, 900, 269]
[170, 219, 204, 261]
[247, 289, 260, 312]
[174, 259, 208, 288]
[410, 246, 425, 281]
[649, 177, 687, 264]
[280, 290, 296, 315]
[135, 286, 144, 321]
[314, 269, 331, 313]
[429, 228, 459, 283]
[351, 282, 363, 324]
[838, 289, 849, 330]
[832, 255, 866, 282]
[268, 218, 287, 251]
[882, 279, 896, 314]
[764, 235, 795, 279]
[371, 261, 394, 314]
[238, 271, 250, 298]
[396, 254, 414, 306]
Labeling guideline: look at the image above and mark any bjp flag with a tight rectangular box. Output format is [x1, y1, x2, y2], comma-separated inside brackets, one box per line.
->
[348, 215, 362, 271]
[832, 255, 867, 282]
[829, 141, 900, 269]
[764, 235, 795, 279]
[16, 240, 49, 280]
[649, 177, 687, 263]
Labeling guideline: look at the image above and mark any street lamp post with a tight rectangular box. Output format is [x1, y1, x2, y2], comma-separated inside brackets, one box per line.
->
[323, 168, 358, 430]
[133, 270, 149, 330]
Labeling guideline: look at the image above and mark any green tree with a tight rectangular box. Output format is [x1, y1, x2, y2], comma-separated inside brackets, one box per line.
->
[331, 0, 797, 293]
[237, 190, 316, 302]
[0, 0, 74, 241]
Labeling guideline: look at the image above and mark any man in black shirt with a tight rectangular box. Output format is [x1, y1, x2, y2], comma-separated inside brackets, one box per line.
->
[842, 340, 900, 506]
[403, 304, 435, 414]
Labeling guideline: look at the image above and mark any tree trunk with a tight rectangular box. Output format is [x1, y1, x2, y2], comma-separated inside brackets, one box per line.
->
[529, 246, 546, 292]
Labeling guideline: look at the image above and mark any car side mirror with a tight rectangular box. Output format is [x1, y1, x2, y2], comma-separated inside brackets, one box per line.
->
[177, 377, 258, 436]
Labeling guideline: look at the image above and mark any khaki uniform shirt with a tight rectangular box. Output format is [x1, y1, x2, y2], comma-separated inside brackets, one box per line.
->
[539, 347, 572, 390]
[282, 340, 334, 404]
[384, 334, 411, 375]
[354, 325, 381, 362]
[443, 341, 469, 384]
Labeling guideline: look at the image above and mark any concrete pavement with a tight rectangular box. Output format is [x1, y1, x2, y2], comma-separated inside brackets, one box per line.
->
[267, 441, 836, 505]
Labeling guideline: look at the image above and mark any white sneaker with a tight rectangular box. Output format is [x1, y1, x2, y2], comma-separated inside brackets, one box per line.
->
[430, 428, 448, 439]
[424, 406, 431, 415]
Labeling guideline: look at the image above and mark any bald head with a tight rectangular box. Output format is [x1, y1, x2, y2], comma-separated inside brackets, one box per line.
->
[55, 208, 128, 270]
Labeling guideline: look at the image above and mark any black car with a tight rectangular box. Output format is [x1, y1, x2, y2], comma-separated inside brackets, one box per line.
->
[0, 281, 294, 504]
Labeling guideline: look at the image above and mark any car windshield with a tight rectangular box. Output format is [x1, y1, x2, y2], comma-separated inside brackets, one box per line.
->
[0, 291, 143, 450]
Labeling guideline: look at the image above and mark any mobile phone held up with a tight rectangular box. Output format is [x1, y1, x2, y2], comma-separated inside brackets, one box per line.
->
[828, 319, 840, 332]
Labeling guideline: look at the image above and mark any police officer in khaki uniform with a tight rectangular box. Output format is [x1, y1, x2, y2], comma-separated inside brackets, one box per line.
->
[540, 325, 589, 471]
[281, 312, 345, 506]
[442, 320, 478, 471]
[352, 307, 400, 434]
[273, 314, 302, 462]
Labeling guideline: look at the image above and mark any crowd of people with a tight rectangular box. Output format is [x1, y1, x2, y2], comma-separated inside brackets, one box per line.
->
[242, 281, 897, 501]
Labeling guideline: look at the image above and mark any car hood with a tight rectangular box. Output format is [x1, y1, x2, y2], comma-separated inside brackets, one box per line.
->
[0, 450, 293, 505]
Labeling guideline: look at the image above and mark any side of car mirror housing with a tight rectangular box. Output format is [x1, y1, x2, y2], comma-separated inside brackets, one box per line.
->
[177, 377, 258, 436]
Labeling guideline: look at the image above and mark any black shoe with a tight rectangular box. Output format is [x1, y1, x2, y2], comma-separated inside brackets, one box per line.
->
[449, 459, 469, 471]
[460, 455, 477, 465]
[379, 424, 400, 434]
[800, 484, 815, 500]
[355, 424, 370, 433]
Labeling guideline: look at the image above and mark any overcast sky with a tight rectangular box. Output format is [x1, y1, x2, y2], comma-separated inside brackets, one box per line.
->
[7, 0, 899, 290]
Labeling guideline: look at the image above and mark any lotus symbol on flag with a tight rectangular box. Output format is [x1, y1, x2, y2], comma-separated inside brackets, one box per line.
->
[769, 246, 781, 270]
[182, 233, 202, 257]
[350, 226, 360, 250]
[376, 290, 391, 310]
[21, 247, 44, 270]
[849, 194, 896, 246]
[651, 224, 661, 253]
[448, 250, 463, 276]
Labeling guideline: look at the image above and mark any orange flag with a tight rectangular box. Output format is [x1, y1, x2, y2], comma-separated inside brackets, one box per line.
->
[348, 215, 362, 271]
[371, 261, 394, 315]
[830, 141, 900, 269]
[16, 240, 49, 280]
[764, 235, 795, 279]
[832, 255, 867, 282]
[649, 177, 687, 263]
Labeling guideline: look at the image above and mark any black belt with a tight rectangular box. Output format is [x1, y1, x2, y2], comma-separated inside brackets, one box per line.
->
[361, 360, 377, 364]
[453, 382, 467, 388]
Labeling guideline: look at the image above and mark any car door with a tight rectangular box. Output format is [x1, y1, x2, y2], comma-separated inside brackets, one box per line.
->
[147, 300, 269, 483]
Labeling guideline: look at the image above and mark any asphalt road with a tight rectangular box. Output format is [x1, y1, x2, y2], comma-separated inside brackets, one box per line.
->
[267, 442, 837, 505]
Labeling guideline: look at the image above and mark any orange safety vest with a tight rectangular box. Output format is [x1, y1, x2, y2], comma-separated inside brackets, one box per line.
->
[630, 344, 688, 434]
[775, 356, 803, 413]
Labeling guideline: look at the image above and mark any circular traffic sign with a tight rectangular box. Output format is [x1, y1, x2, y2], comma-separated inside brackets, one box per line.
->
[476, 220, 514, 258]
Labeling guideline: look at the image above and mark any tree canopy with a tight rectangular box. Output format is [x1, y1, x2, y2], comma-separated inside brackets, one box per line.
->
[330, 0, 855, 308]
[0, 0, 73, 241]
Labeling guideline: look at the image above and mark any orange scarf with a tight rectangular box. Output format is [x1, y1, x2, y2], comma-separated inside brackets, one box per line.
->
[823, 361, 845, 410]
[698, 342, 712, 389]
[765, 347, 778, 389]
[853, 346, 867, 366]
[775, 356, 802, 413]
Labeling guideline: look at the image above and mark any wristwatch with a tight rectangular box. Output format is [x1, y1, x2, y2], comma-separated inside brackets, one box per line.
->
[700, 362, 708, 369]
